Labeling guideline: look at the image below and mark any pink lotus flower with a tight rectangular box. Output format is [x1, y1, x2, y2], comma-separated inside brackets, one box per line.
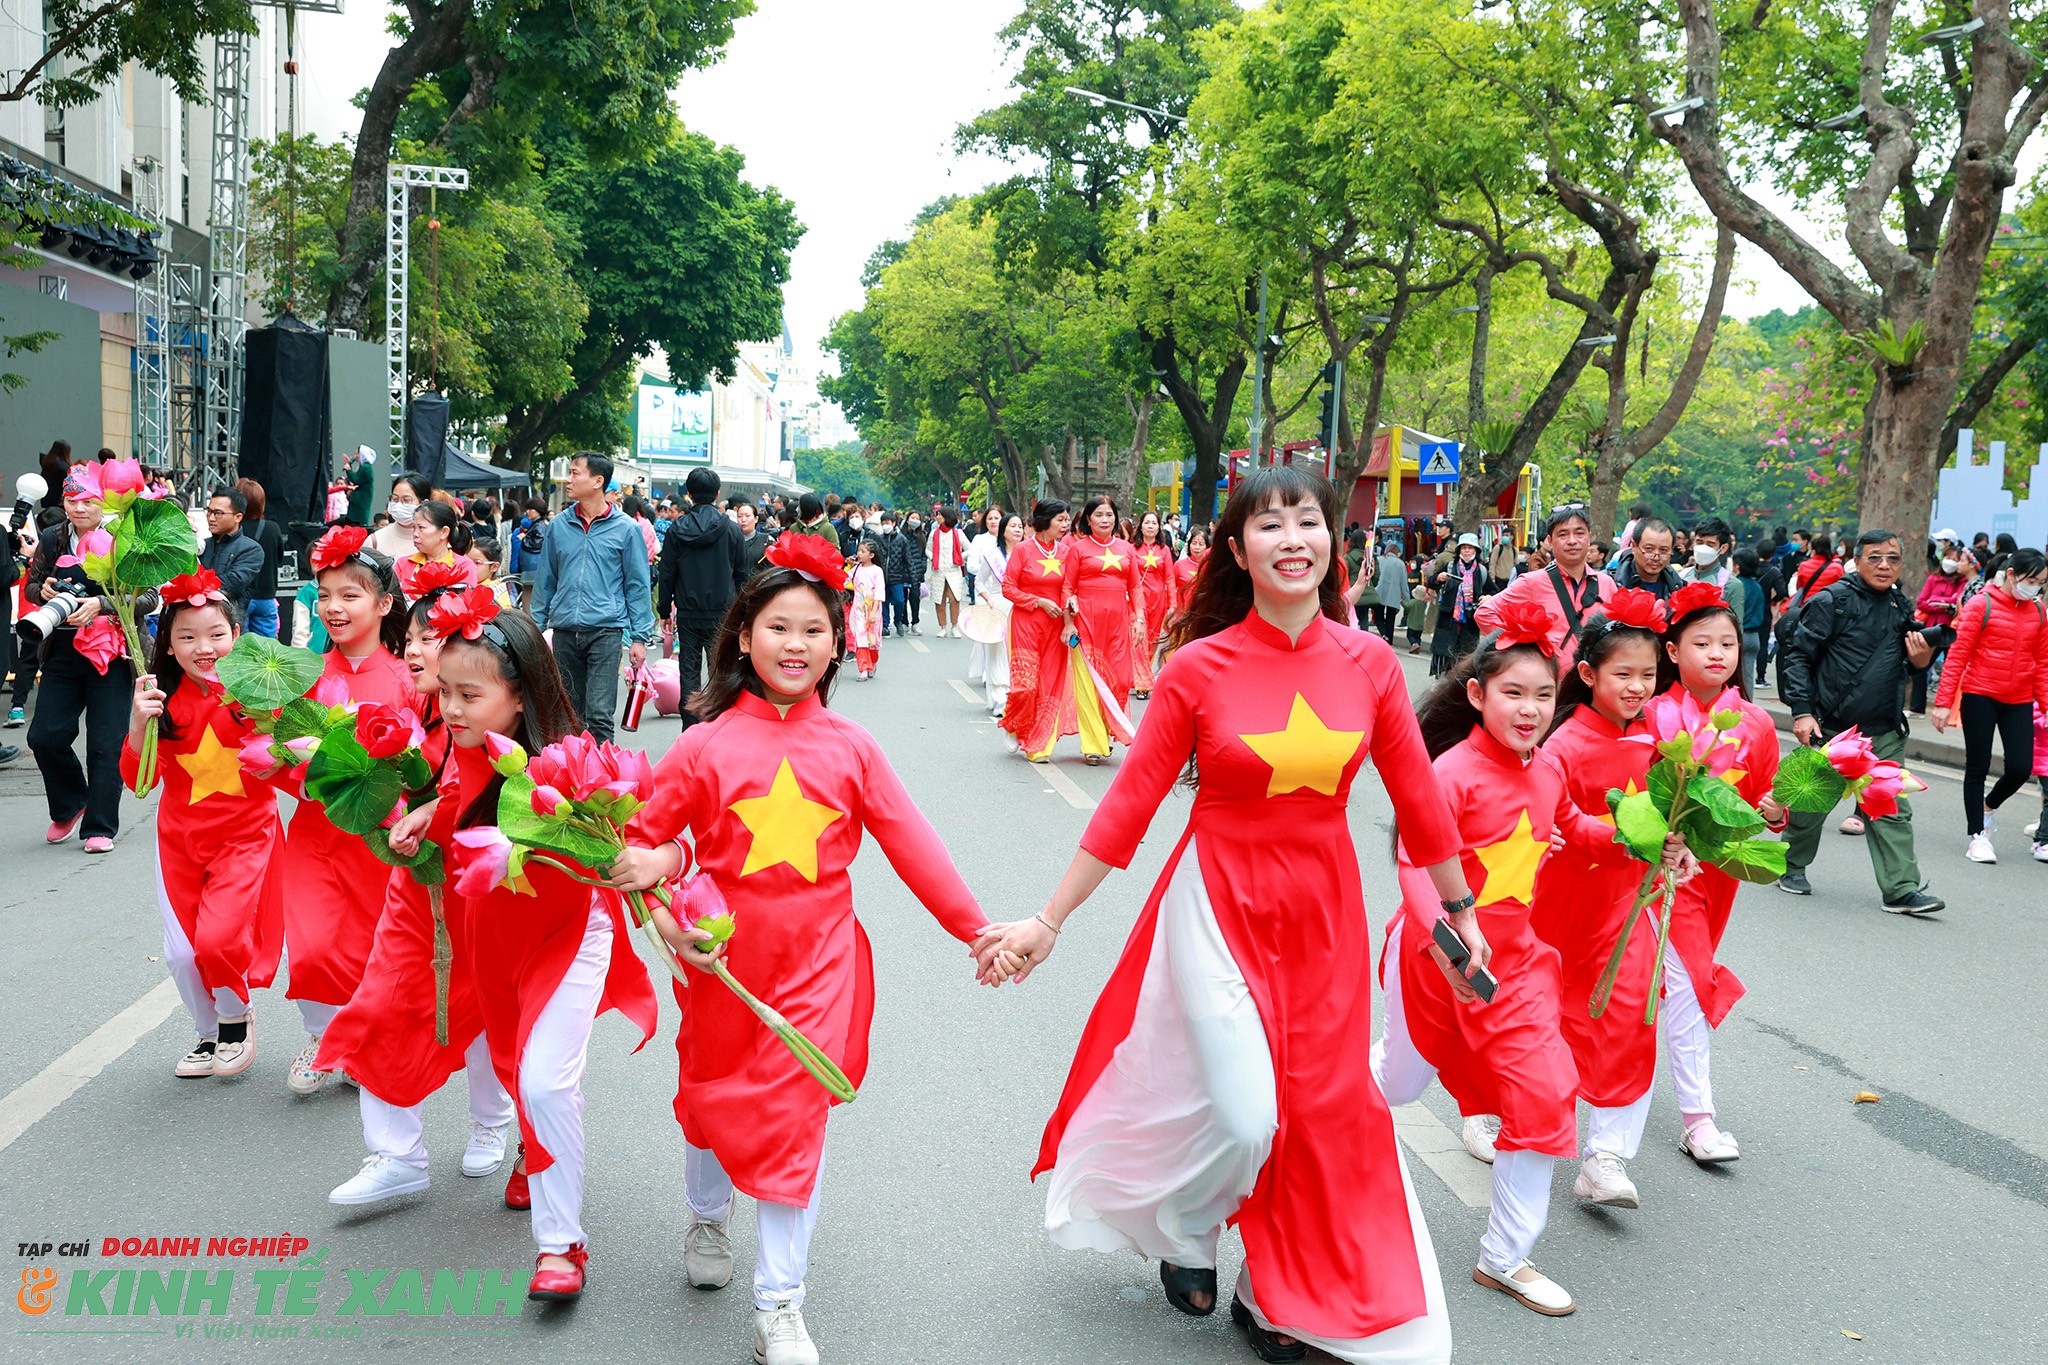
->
[239, 735, 281, 772]
[681, 872, 736, 947]
[528, 733, 656, 811]
[282, 736, 320, 762]
[56, 528, 113, 569]
[484, 731, 527, 776]
[453, 826, 528, 897]
[354, 700, 425, 759]
[74, 615, 125, 674]
[97, 458, 146, 511]
[531, 784, 570, 818]
[1823, 728, 1879, 779]
[310, 674, 351, 708]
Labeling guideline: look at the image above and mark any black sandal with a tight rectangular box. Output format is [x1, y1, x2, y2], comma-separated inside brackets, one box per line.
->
[1159, 1260, 1217, 1317]
[1230, 1297, 1307, 1363]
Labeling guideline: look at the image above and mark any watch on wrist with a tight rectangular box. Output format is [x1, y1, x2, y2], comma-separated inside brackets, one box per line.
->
[1439, 894, 1476, 916]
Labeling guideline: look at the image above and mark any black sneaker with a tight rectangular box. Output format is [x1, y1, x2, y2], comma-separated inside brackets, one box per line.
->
[1883, 889, 1945, 916]
[1777, 872, 1813, 896]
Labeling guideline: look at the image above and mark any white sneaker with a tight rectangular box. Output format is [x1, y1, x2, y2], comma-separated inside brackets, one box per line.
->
[2025, 819, 2040, 838]
[1681, 1117, 1740, 1164]
[753, 1300, 819, 1365]
[460, 1121, 509, 1177]
[328, 1155, 429, 1206]
[212, 1032, 255, 1078]
[1461, 1113, 1501, 1164]
[2034, 842, 2048, 864]
[1474, 1259, 1575, 1316]
[683, 1215, 734, 1289]
[286, 1037, 329, 1095]
[1967, 832, 1997, 864]
[175, 1040, 217, 1079]
[1573, 1152, 1640, 1208]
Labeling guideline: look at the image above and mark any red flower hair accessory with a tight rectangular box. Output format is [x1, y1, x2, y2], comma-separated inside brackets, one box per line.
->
[1601, 587, 1668, 633]
[765, 530, 849, 585]
[1478, 594, 1566, 656]
[159, 568, 227, 607]
[1668, 581, 1728, 623]
[404, 558, 471, 596]
[310, 525, 371, 572]
[427, 585, 503, 641]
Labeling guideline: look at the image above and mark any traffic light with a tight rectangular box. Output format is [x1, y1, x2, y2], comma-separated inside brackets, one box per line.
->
[1318, 386, 1339, 444]
[1317, 359, 1344, 450]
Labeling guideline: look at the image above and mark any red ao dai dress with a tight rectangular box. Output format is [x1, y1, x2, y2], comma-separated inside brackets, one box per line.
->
[1001, 535, 1079, 760]
[1064, 534, 1140, 713]
[1036, 611, 1459, 1361]
[1131, 539, 1176, 692]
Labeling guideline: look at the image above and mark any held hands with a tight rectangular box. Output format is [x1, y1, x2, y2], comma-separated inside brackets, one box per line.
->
[387, 800, 436, 858]
[1660, 831, 1702, 887]
[1427, 908, 1492, 1005]
[969, 916, 1058, 985]
[604, 842, 682, 895]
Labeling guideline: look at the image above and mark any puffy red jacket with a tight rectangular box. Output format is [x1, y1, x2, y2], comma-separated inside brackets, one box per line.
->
[1934, 585, 2048, 709]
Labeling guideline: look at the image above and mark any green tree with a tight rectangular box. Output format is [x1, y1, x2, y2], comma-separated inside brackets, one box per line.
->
[0, 0, 252, 108]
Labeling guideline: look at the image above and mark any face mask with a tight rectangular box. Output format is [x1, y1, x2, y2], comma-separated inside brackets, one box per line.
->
[2016, 580, 2043, 602]
[388, 501, 418, 524]
[1941, 557, 1960, 574]
[1692, 543, 1718, 567]
[881, 523, 896, 535]
[849, 518, 863, 531]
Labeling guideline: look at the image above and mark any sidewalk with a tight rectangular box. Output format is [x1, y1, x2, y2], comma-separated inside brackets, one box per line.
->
[1382, 636, 1995, 776]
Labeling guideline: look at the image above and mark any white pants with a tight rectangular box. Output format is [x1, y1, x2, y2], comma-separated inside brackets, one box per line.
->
[1373, 919, 1554, 1276]
[524, 905, 610, 1255]
[296, 999, 340, 1038]
[685, 1142, 827, 1310]
[158, 857, 247, 1036]
[1661, 951, 1715, 1117]
[1585, 1088, 1653, 1160]
[359, 1034, 517, 1169]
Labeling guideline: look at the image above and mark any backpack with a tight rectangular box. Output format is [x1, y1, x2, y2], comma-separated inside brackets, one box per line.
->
[519, 517, 545, 557]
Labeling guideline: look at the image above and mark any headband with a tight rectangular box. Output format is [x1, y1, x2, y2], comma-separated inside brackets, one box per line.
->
[1477, 595, 1567, 657]
[427, 585, 512, 654]
[1592, 587, 1668, 634]
[764, 530, 849, 585]
[159, 568, 228, 608]
[309, 525, 387, 582]
[1668, 581, 1728, 623]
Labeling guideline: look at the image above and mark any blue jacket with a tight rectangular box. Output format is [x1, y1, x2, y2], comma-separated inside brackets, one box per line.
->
[530, 503, 655, 642]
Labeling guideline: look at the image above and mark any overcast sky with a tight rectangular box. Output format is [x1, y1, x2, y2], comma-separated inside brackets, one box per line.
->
[300, 0, 1818, 368]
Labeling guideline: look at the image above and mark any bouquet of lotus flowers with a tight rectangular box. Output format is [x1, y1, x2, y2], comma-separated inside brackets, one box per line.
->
[64, 459, 195, 796]
[452, 731, 856, 1103]
[1592, 687, 1789, 1024]
[217, 631, 458, 1038]
[1772, 727, 1926, 820]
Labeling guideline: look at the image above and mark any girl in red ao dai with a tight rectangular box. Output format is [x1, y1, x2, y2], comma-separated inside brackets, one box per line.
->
[440, 591, 657, 1303]
[609, 532, 988, 1365]
[124, 573, 284, 1080]
[975, 468, 1489, 1365]
[272, 529, 417, 1096]
[1657, 583, 1786, 1167]
[318, 569, 518, 1207]
[1528, 589, 1676, 1210]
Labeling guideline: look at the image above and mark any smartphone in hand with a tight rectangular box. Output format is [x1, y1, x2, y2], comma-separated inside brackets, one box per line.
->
[1431, 917, 1498, 1004]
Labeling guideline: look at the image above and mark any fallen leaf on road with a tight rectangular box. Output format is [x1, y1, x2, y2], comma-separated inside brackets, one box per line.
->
[1794, 1065, 1809, 1071]
[1853, 1090, 1881, 1104]
[1841, 1329, 1864, 1340]
[147, 955, 159, 962]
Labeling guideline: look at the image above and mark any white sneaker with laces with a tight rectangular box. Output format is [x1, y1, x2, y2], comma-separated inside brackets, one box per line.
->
[1573, 1152, 1640, 1208]
[1461, 1113, 1501, 1164]
[2034, 841, 2048, 864]
[753, 1300, 819, 1365]
[175, 1041, 218, 1079]
[1967, 832, 1997, 864]
[328, 1155, 429, 1205]
[683, 1215, 734, 1289]
[286, 1037, 329, 1095]
[1681, 1117, 1740, 1164]
[460, 1121, 509, 1177]
[1473, 1259, 1574, 1316]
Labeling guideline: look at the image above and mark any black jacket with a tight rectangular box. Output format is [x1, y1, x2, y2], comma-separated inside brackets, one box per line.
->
[242, 518, 284, 599]
[656, 503, 746, 622]
[199, 531, 266, 606]
[1612, 552, 1681, 602]
[738, 528, 773, 577]
[875, 528, 921, 586]
[1781, 572, 1947, 737]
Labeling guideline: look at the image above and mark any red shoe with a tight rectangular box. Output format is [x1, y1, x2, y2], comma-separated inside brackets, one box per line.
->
[46, 811, 83, 844]
[527, 1244, 587, 1302]
[503, 1159, 530, 1210]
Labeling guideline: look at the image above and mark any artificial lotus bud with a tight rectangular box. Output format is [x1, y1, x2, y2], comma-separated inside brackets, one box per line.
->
[281, 736, 320, 762]
[530, 784, 570, 818]
[1709, 707, 1742, 731]
[485, 731, 527, 776]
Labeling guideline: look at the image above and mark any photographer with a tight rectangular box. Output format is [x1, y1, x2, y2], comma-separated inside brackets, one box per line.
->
[24, 475, 164, 852]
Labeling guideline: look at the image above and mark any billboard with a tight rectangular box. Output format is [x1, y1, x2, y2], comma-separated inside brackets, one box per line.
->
[635, 377, 711, 464]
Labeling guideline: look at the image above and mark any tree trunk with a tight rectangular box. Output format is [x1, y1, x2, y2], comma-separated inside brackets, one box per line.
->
[1039, 442, 1072, 504]
[998, 438, 1031, 512]
[327, 3, 475, 335]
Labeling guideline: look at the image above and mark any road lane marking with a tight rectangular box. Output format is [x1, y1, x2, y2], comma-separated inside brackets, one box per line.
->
[948, 678, 982, 706]
[910, 640, 930, 654]
[0, 979, 180, 1157]
[1041, 763, 1097, 811]
[1392, 1102, 1493, 1208]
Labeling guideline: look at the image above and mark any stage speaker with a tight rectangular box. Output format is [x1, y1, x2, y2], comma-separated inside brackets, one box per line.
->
[406, 393, 450, 487]
[240, 314, 331, 523]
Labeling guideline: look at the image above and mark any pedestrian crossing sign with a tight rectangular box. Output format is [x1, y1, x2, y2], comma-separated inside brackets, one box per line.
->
[1418, 441, 1461, 483]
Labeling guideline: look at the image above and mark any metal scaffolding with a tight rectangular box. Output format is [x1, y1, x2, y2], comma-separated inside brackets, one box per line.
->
[169, 264, 206, 481]
[199, 28, 251, 498]
[131, 155, 171, 469]
[386, 163, 469, 460]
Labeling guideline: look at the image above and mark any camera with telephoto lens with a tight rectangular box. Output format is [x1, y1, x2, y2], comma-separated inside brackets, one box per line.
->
[17, 591, 86, 642]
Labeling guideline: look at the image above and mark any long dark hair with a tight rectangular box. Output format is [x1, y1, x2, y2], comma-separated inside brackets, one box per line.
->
[448, 610, 582, 828]
[1657, 598, 1753, 701]
[1415, 636, 1559, 760]
[1170, 467, 1348, 651]
[1551, 612, 1661, 734]
[688, 570, 845, 723]
[317, 550, 409, 657]
[148, 598, 242, 743]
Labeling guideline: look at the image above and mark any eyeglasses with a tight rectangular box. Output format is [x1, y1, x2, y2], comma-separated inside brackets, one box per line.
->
[1550, 502, 1587, 514]
[206, 507, 235, 517]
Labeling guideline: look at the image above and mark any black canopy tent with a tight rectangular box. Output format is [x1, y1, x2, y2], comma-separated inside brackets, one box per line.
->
[439, 442, 530, 492]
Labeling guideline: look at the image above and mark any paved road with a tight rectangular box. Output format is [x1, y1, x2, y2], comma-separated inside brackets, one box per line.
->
[1, 633, 2043, 1363]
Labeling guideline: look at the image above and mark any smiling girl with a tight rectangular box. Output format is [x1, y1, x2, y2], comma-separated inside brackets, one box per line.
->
[608, 532, 987, 1365]
[273, 528, 417, 1096]
[1656, 582, 1786, 1168]
[124, 571, 284, 1080]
